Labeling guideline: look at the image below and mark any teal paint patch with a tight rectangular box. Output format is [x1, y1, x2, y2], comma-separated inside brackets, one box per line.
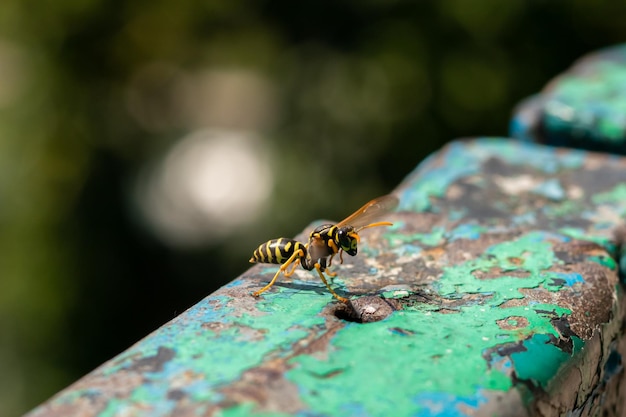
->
[572, 336, 585, 353]
[588, 255, 617, 270]
[449, 223, 487, 241]
[510, 334, 571, 388]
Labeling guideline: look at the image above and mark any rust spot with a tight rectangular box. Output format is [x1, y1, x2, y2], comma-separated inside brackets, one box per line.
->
[437, 308, 461, 314]
[422, 246, 447, 261]
[496, 316, 530, 330]
[473, 267, 530, 280]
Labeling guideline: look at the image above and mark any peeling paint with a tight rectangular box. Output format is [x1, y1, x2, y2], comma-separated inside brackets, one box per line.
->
[510, 334, 575, 388]
[26, 138, 626, 417]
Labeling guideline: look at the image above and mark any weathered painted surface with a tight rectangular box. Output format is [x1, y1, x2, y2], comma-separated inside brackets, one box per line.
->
[26, 138, 626, 417]
[511, 43, 626, 152]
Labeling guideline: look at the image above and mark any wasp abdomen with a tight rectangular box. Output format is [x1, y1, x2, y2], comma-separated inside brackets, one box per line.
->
[249, 238, 306, 265]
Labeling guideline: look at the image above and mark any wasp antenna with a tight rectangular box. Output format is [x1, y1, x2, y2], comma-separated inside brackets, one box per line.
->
[356, 221, 393, 232]
[348, 231, 361, 243]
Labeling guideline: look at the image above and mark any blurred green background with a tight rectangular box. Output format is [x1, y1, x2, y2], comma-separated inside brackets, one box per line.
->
[1, 0, 625, 415]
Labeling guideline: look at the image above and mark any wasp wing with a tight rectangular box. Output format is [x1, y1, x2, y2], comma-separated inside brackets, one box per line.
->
[335, 194, 398, 229]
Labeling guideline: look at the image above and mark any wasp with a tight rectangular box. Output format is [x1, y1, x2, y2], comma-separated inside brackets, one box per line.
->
[249, 194, 398, 302]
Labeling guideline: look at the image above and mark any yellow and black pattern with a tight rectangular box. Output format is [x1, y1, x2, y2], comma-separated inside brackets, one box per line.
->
[249, 238, 306, 265]
[249, 194, 398, 302]
[310, 225, 339, 254]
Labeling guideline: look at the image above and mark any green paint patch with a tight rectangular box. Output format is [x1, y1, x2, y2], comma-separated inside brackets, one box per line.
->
[97, 228, 586, 417]
[485, 235, 556, 273]
[543, 279, 564, 292]
[542, 200, 581, 217]
[466, 139, 585, 172]
[100, 289, 332, 407]
[593, 183, 626, 204]
[436, 232, 562, 304]
[418, 226, 448, 246]
[287, 301, 570, 416]
[99, 398, 126, 417]
[399, 140, 585, 214]
[277, 230, 575, 415]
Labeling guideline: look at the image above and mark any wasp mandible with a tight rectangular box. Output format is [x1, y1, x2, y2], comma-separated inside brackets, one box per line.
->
[249, 194, 398, 302]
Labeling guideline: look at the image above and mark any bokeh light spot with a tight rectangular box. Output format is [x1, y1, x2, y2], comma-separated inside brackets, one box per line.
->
[135, 129, 273, 247]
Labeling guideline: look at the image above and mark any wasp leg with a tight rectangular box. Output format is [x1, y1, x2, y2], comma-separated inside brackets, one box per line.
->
[326, 261, 338, 278]
[326, 250, 349, 280]
[284, 259, 300, 277]
[314, 263, 348, 303]
[285, 241, 310, 278]
[326, 254, 338, 280]
[252, 249, 304, 297]
[328, 253, 337, 268]
[325, 267, 337, 285]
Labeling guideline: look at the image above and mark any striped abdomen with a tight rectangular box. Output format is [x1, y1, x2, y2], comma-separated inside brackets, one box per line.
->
[249, 238, 306, 265]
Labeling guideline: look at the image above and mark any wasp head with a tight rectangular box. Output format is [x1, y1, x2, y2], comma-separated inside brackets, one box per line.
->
[336, 226, 360, 256]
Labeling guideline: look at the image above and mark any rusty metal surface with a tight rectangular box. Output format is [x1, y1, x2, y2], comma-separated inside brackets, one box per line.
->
[25, 138, 626, 417]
